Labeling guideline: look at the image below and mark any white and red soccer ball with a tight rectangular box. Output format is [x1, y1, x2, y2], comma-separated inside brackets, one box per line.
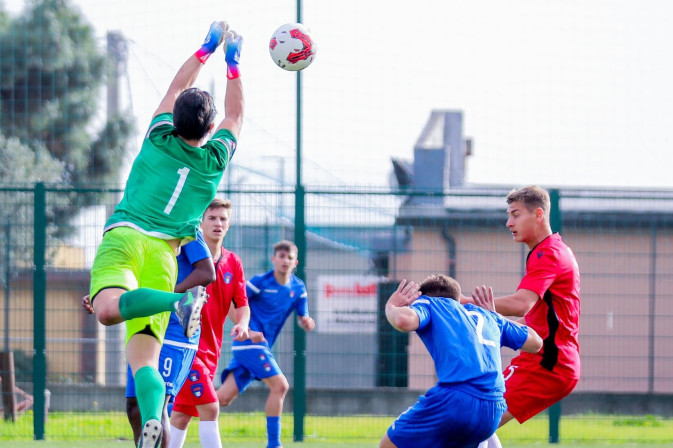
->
[269, 23, 317, 71]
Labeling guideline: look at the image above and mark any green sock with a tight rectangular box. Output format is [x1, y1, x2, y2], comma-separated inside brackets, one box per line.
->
[118, 288, 182, 321]
[134, 366, 165, 423]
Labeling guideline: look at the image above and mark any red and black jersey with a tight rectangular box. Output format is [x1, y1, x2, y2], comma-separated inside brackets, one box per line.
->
[517, 233, 581, 379]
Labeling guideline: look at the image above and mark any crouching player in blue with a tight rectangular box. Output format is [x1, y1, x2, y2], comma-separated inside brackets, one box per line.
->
[380, 276, 543, 448]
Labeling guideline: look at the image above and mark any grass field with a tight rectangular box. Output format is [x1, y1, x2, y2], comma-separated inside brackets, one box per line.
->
[5, 442, 670, 448]
[1, 411, 672, 447]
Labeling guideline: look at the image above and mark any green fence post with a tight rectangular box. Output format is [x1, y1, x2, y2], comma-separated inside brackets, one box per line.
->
[293, 185, 307, 442]
[293, 1, 306, 438]
[549, 401, 561, 443]
[33, 183, 47, 440]
[548, 188, 561, 444]
[4, 217, 11, 353]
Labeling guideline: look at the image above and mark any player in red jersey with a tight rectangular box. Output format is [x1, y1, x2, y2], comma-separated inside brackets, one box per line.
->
[466, 185, 581, 448]
[168, 199, 250, 448]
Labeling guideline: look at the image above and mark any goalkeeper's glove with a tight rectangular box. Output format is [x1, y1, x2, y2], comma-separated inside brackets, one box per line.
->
[195, 21, 228, 64]
[224, 31, 243, 79]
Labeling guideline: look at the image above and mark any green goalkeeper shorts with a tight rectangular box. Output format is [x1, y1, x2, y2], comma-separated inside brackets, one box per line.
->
[90, 226, 178, 345]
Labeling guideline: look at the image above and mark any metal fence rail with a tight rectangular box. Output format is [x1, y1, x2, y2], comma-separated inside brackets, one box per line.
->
[1, 183, 672, 443]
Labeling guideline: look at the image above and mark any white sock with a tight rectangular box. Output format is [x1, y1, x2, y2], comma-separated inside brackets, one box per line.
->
[486, 433, 503, 448]
[168, 425, 188, 448]
[199, 420, 222, 448]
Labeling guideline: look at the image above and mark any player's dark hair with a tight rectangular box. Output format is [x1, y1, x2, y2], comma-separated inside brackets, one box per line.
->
[419, 274, 461, 301]
[506, 185, 550, 214]
[173, 87, 217, 141]
[273, 240, 298, 256]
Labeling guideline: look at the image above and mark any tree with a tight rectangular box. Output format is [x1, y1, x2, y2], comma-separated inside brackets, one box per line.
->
[0, 0, 134, 256]
[0, 0, 133, 185]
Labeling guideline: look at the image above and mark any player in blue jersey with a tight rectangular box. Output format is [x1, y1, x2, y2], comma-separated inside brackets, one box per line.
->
[82, 232, 214, 448]
[217, 240, 315, 448]
[380, 275, 542, 448]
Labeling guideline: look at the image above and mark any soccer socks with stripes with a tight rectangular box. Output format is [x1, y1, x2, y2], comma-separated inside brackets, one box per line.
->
[266, 416, 281, 448]
[199, 420, 222, 448]
[134, 366, 165, 423]
[118, 288, 183, 320]
[168, 425, 187, 448]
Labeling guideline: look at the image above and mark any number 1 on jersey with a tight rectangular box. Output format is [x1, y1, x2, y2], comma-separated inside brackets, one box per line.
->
[164, 167, 190, 215]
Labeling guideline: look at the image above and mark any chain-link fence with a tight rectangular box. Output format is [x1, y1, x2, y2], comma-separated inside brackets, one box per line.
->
[1, 184, 672, 443]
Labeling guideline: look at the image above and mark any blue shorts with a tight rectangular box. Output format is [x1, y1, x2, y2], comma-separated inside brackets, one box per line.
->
[387, 384, 506, 448]
[220, 345, 282, 393]
[126, 338, 199, 399]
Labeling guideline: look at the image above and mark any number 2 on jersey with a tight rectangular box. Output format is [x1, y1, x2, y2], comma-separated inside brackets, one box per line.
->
[467, 310, 497, 347]
[164, 167, 190, 215]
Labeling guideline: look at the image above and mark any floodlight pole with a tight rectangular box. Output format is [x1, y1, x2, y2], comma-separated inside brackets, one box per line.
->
[293, 0, 308, 442]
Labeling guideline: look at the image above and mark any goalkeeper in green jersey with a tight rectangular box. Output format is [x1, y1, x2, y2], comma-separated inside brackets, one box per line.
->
[88, 21, 244, 448]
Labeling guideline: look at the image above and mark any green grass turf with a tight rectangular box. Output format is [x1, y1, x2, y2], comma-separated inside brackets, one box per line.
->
[1, 411, 672, 446]
[3, 441, 670, 448]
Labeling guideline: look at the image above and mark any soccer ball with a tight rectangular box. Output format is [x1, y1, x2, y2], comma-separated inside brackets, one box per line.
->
[269, 23, 317, 71]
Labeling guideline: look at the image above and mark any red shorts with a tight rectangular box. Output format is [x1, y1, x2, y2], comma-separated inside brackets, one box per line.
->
[172, 356, 217, 417]
[503, 357, 578, 423]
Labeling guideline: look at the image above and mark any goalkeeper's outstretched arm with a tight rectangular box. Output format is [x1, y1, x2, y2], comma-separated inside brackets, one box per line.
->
[215, 31, 244, 139]
[153, 21, 229, 118]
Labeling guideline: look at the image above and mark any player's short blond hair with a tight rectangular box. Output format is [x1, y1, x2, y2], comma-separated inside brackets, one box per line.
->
[506, 185, 550, 214]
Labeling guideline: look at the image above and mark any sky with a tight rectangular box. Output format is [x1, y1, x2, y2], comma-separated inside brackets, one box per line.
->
[4, 0, 673, 189]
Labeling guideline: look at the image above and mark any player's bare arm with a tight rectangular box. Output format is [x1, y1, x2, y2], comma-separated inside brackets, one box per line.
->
[472, 286, 539, 317]
[521, 326, 543, 353]
[298, 315, 315, 332]
[471, 285, 495, 311]
[230, 305, 250, 342]
[153, 21, 228, 118]
[81, 295, 94, 314]
[215, 32, 244, 138]
[174, 258, 216, 293]
[248, 330, 266, 344]
[471, 286, 542, 352]
[385, 279, 421, 332]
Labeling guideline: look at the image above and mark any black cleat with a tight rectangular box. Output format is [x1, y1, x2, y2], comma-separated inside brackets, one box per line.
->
[137, 418, 161, 448]
[175, 285, 208, 338]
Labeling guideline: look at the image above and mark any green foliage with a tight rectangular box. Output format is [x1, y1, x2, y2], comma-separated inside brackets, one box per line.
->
[0, 0, 134, 182]
[0, 0, 134, 250]
[0, 135, 65, 266]
[0, 134, 64, 182]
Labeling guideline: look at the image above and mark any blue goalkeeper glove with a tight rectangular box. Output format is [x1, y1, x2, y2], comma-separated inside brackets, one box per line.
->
[224, 31, 243, 79]
[195, 21, 228, 64]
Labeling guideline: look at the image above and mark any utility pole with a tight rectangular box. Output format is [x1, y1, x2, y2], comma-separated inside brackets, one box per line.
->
[103, 31, 129, 387]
